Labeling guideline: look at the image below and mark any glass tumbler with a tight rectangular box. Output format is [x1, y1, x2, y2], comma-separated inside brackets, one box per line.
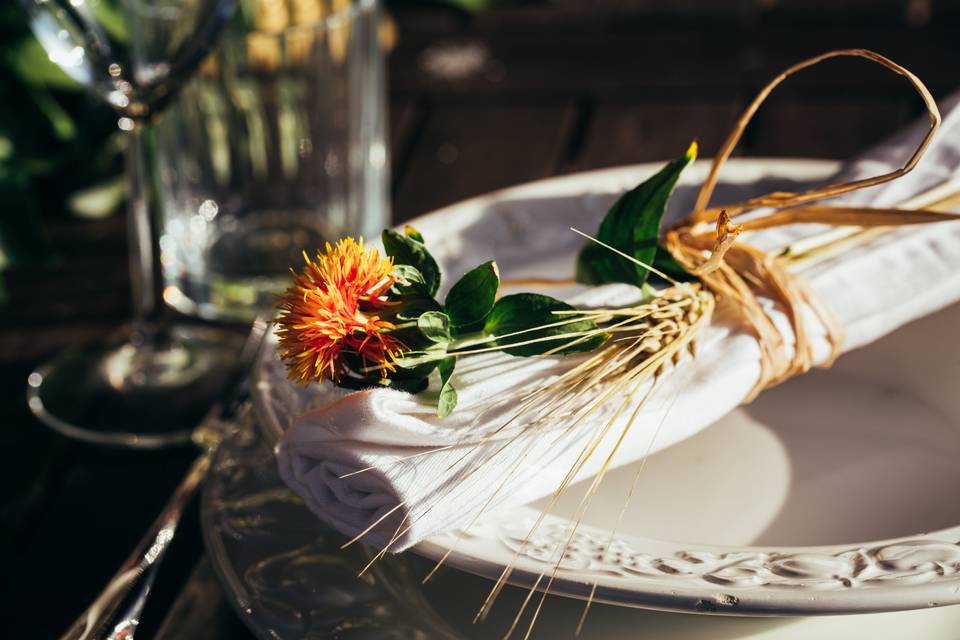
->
[155, 0, 388, 321]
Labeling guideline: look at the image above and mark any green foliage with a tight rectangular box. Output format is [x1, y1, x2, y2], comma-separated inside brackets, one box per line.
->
[445, 260, 499, 332]
[576, 143, 696, 288]
[7, 37, 81, 91]
[391, 263, 431, 296]
[382, 227, 441, 296]
[85, 0, 129, 44]
[436, 357, 457, 418]
[483, 293, 608, 357]
[403, 224, 424, 243]
[0, 6, 122, 301]
[371, 224, 615, 415]
[417, 311, 452, 343]
[650, 250, 697, 285]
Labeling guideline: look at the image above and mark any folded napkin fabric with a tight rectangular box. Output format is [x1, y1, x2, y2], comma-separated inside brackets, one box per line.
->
[276, 93, 960, 551]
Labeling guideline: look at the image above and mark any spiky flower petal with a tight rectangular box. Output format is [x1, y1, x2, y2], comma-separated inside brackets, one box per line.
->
[276, 238, 405, 383]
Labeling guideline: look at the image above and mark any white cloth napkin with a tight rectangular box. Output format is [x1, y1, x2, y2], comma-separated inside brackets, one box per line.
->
[276, 93, 960, 551]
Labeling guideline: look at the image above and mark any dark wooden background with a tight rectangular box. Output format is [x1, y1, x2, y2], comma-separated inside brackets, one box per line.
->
[3, 1, 960, 636]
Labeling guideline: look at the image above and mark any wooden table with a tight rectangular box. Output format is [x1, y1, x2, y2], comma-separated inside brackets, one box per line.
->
[3, 2, 959, 637]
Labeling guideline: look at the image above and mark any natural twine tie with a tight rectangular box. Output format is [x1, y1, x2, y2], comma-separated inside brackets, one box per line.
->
[664, 49, 958, 399]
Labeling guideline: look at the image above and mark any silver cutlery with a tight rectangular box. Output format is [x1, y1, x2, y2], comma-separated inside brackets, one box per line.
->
[60, 317, 269, 640]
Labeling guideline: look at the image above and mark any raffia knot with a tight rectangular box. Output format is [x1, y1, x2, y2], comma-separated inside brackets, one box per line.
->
[662, 48, 945, 399]
[664, 218, 844, 400]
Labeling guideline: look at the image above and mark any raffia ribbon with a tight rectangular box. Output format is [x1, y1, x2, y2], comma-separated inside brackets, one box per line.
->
[663, 49, 959, 399]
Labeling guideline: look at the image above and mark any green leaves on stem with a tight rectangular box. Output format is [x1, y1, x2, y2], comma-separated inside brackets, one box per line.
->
[334, 144, 704, 417]
[417, 311, 452, 343]
[383, 227, 441, 296]
[391, 263, 430, 296]
[576, 142, 697, 288]
[484, 293, 608, 357]
[370, 142, 703, 418]
[376, 225, 611, 417]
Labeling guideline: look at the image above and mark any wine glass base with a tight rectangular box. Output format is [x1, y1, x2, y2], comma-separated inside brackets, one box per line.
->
[26, 324, 246, 449]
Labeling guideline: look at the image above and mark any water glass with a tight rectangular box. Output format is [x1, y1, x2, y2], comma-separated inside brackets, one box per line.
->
[156, 0, 388, 320]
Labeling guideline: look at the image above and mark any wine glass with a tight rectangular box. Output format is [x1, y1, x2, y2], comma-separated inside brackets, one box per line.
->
[21, 0, 242, 448]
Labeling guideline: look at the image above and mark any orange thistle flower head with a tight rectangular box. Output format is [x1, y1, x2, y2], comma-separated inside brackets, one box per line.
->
[275, 237, 407, 384]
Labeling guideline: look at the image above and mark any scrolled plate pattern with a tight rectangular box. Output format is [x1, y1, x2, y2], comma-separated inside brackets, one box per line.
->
[411, 511, 960, 615]
[247, 159, 960, 617]
[493, 519, 960, 590]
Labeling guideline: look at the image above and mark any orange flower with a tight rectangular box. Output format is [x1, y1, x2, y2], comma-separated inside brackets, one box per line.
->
[276, 238, 406, 383]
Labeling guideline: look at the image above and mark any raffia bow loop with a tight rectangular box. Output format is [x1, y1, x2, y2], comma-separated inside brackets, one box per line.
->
[664, 48, 955, 399]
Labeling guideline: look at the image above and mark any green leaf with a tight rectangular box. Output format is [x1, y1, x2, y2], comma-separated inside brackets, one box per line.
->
[0, 136, 12, 163]
[576, 142, 696, 287]
[87, 0, 129, 44]
[382, 229, 441, 296]
[67, 174, 126, 219]
[393, 354, 435, 369]
[650, 250, 696, 284]
[483, 293, 608, 357]
[445, 260, 499, 331]
[24, 86, 76, 141]
[391, 337, 444, 381]
[391, 264, 429, 296]
[7, 37, 81, 91]
[404, 225, 425, 243]
[391, 355, 438, 377]
[395, 297, 442, 322]
[418, 311, 452, 343]
[436, 357, 457, 418]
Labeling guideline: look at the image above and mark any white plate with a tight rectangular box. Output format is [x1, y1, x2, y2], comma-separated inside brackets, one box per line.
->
[253, 159, 960, 616]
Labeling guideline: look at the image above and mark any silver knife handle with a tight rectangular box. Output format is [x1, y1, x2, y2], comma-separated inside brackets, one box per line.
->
[60, 318, 267, 640]
[59, 453, 212, 640]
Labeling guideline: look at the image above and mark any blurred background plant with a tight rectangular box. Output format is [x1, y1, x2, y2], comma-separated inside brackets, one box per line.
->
[0, 3, 125, 302]
[0, 0, 520, 303]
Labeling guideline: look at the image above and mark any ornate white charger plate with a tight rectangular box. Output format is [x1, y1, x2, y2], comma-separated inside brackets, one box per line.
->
[250, 159, 960, 617]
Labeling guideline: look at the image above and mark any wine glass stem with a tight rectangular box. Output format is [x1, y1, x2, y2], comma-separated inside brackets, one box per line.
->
[125, 121, 166, 344]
